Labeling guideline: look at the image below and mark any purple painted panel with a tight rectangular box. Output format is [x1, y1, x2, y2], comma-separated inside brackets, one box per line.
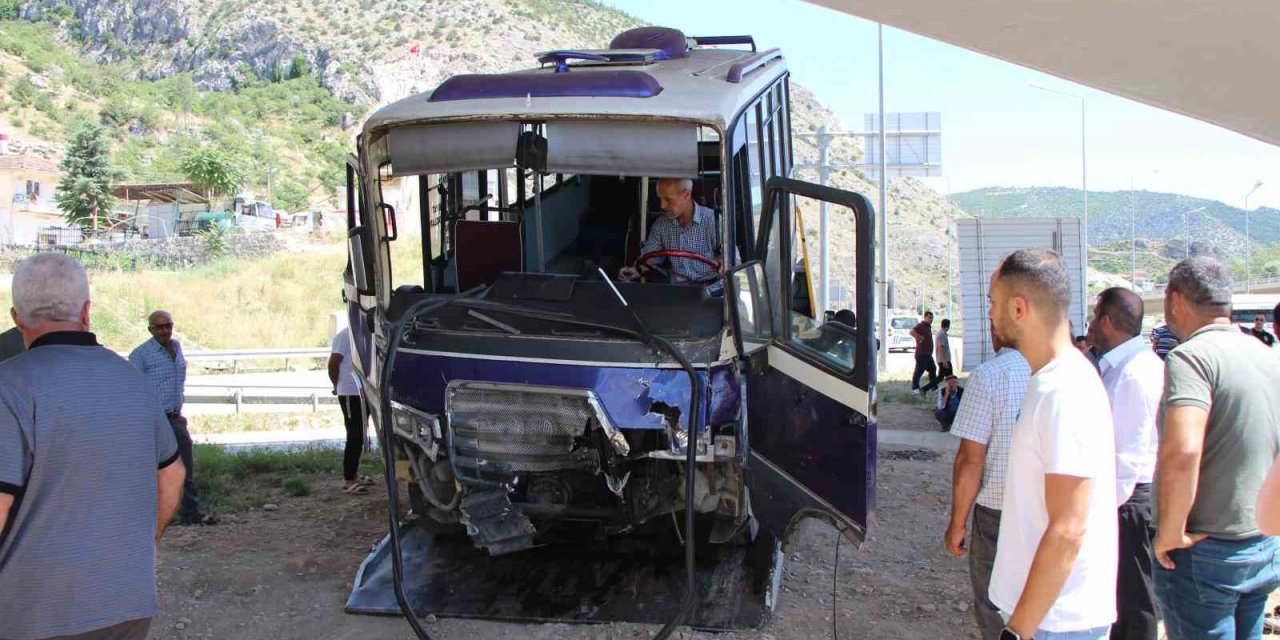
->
[746, 364, 874, 533]
[609, 27, 688, 60]
[388, 352, 733, 432]
[428, 71, 663, 102]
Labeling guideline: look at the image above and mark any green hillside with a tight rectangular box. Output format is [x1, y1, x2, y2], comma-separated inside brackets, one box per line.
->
[952, 186, 1280, 284]
[0, 20, 353, 211]
[952, 186, 1280, 251]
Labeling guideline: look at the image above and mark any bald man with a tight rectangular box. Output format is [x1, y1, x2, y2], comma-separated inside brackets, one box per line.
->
[1088, 287, 1163, 640]
[130, 311, 214, 526]
[620, 178, 722, 284]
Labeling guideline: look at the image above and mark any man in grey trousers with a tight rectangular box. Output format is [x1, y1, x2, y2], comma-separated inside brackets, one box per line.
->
[945, 325, 1031, 639]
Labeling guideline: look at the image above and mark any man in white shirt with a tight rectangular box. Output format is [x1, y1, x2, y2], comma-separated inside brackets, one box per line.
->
[987, 249, 1119, 640]
[1088, 287, 1163, 640]
[946, 326, 1032, 639]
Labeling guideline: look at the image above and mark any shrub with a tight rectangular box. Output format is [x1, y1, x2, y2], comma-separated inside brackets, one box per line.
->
[281, 475, 312, 497]
[11, 75, 38, 105]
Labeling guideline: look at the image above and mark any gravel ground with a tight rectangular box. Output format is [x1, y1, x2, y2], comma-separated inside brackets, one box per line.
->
[149, 406, 973, 639]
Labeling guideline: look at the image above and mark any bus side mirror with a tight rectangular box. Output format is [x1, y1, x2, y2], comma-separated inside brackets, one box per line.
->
[348, 225, 374, 294]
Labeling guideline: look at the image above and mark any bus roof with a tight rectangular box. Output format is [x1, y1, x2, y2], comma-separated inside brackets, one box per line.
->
[363, 33, 788, 136]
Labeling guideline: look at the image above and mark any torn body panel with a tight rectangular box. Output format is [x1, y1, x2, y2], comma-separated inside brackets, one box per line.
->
[392, 352, 747, 557]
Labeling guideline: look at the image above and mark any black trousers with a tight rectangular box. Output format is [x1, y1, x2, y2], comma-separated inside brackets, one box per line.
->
[911, 354, 937, 390]
[338, 395, 367, 481]
[922, 361, 953, 393]
[1113, 483, 1159, 640]
[167, 414, 201, 521]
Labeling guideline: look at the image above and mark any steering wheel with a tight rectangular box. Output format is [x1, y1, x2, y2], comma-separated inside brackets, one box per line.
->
[635, 249, 722, 285]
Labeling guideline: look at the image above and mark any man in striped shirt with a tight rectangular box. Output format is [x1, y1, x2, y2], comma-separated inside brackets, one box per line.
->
[129, 311, 214, 526]
[619, 178, 721, 284]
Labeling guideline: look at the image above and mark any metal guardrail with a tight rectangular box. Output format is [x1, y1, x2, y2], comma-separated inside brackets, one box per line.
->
[185, 383, 337, 413]
[185, 348, 329, 373]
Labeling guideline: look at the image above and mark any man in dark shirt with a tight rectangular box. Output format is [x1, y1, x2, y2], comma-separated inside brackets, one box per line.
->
[1150, 324, 1180, 360]
[0, 326, 23, 362]
[935, 375, 964, 431]
[910, 311, 937, 393]
[1246, 312, 1275, 347]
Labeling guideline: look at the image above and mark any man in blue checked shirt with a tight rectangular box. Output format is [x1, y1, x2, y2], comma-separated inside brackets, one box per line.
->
[619, 178, 722, 285]
[945, 325, 1031, 639]
[130, 310, 215, 526]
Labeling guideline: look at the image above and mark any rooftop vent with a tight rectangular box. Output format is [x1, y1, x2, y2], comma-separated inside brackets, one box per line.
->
[428, 71, 664, 102]
[609, 27, 689, 60]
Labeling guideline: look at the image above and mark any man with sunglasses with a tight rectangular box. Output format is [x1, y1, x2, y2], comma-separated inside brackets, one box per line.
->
[130, 310, 214, 526]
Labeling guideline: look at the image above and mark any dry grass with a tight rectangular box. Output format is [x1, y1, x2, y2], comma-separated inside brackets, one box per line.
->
[187, 411, 342, 435]
[0, 236, 434, 352]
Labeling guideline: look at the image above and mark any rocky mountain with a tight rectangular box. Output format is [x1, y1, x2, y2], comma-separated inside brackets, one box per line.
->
[0, 0, 966, 315]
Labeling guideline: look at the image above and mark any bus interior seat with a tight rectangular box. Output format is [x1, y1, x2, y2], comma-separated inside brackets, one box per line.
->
[454, 219, 522, 291]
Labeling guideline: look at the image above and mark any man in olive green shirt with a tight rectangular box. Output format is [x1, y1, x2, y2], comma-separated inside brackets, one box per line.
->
[1153, 256, 1280, 640]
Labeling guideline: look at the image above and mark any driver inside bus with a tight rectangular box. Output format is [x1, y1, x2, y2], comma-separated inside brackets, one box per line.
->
[619, 178, 722, 283]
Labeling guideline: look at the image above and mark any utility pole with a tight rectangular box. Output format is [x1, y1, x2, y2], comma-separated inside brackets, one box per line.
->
[1029, 83, 1088, 332]
[876, 24, 889, 374]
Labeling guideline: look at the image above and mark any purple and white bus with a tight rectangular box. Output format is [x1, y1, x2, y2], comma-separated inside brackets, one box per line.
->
[342, 26, 878, 629]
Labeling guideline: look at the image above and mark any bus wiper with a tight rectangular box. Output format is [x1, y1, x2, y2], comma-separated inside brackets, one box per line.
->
[454, 299, 693, 340]
[465, 309, 522, 335]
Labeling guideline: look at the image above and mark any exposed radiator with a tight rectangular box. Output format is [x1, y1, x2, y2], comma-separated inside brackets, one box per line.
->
[446, 383, 602, 481]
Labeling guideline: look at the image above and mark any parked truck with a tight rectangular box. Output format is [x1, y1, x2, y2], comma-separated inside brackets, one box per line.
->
[957, 217, 1086, 367]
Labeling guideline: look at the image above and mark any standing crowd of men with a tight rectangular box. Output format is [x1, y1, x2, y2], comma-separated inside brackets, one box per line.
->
[0, 253, 373, 640]
[1, 246, 1278, 640]
[0, 254, 221, 640]
[946, 250, 1280, 640]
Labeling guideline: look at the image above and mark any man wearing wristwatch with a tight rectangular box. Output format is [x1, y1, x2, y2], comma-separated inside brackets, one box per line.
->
[987, 250, 1119, 640]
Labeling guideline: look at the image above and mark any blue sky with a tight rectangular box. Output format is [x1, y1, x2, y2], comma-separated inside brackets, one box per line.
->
[599, 0, 1280, 209]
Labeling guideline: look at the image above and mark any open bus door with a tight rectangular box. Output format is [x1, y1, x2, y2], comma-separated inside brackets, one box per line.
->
[729, 177, 877, 546]
[343, 153, 377, 393]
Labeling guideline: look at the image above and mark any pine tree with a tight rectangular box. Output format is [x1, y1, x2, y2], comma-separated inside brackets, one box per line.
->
[55, 121, 121, 231]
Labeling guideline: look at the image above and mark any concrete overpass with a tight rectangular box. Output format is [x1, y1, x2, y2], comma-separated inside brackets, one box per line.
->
[1137, 278, 1280, 317]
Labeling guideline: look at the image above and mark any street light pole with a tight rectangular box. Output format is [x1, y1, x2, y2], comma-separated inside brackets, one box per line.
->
[1030, 83, 1087, 332]
[1245, 180, 1263, 292]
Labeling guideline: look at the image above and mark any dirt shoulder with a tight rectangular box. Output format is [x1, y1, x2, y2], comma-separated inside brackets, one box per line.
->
[151, 436, 974, 640]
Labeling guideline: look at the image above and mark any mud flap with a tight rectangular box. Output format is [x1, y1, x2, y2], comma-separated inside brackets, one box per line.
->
[345, 520, 783, 630]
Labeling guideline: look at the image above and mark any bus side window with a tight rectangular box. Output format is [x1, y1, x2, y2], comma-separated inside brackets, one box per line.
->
[730, 118, 754, 261]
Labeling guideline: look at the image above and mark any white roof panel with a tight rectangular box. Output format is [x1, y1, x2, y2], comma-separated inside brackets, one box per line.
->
[362, 48, 787, 135]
